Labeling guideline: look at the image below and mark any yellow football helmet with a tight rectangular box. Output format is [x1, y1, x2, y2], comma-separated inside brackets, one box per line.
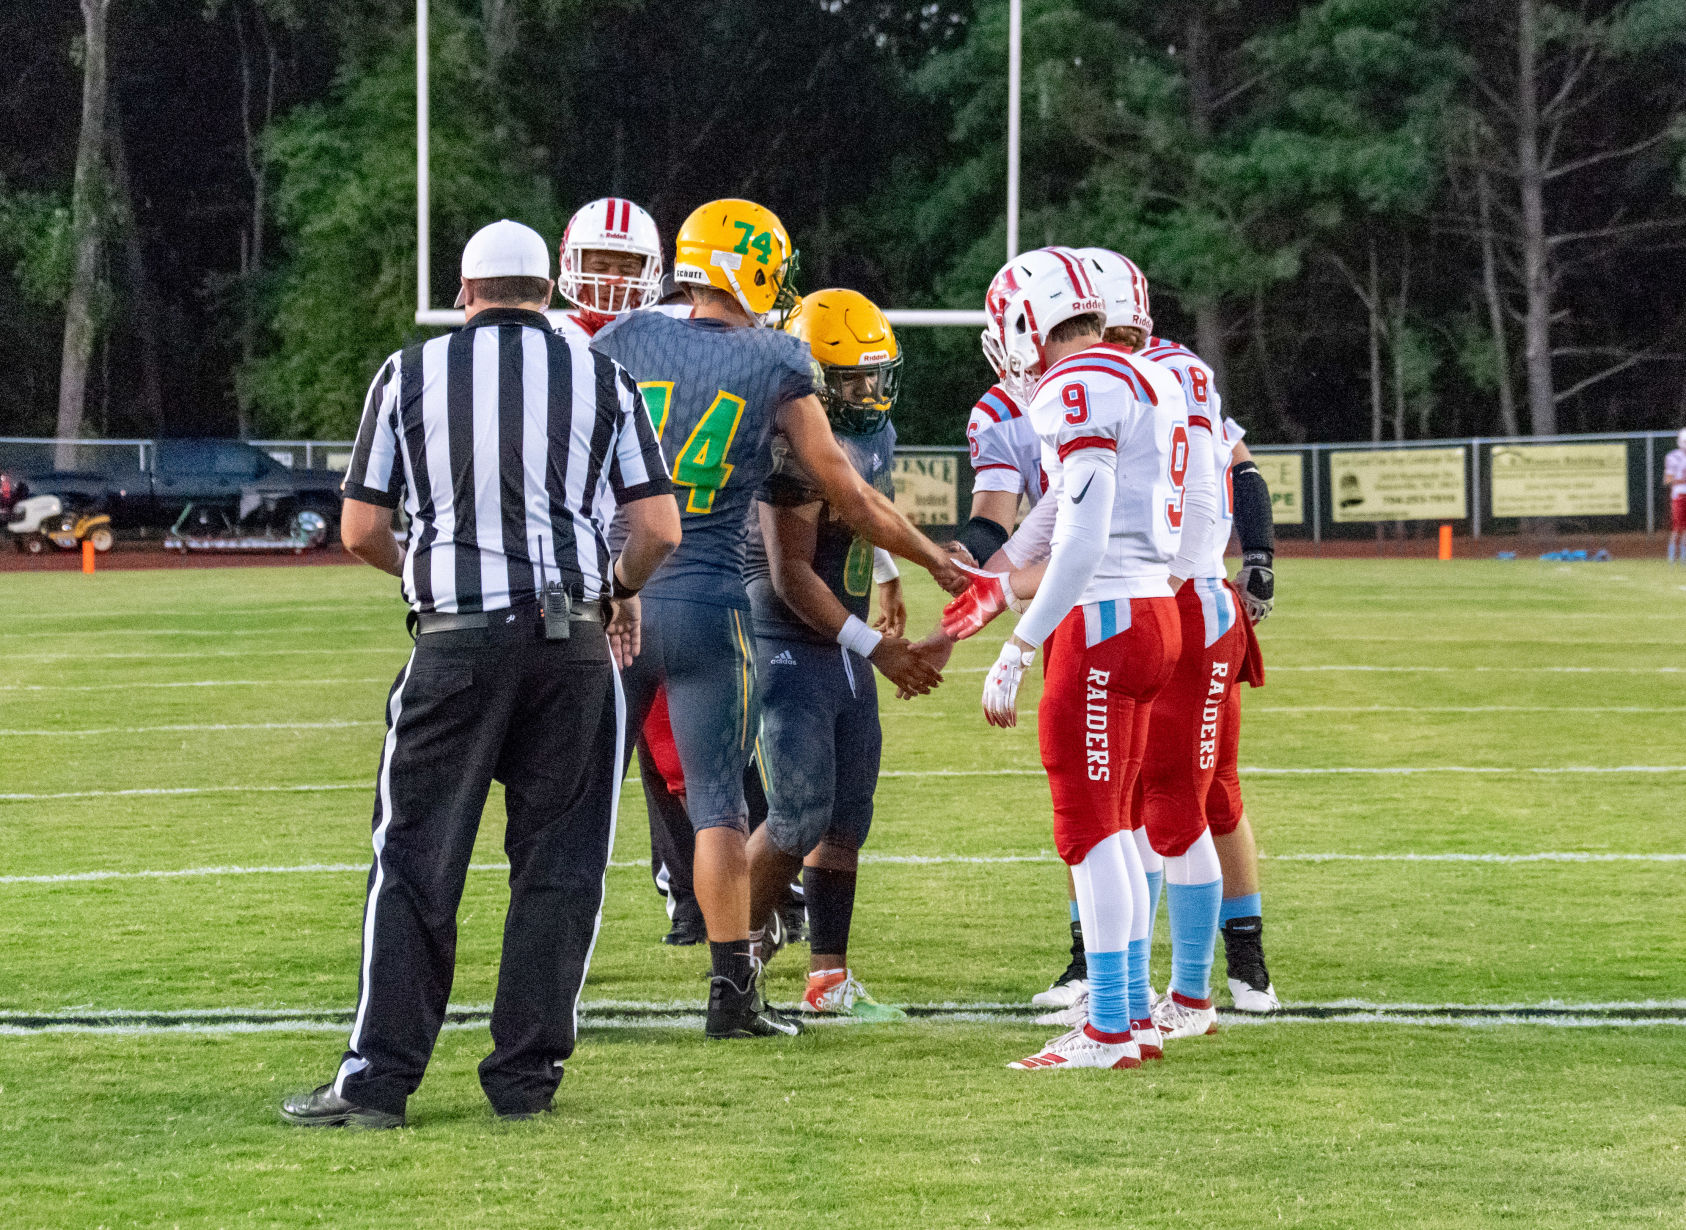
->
[785, 288, 902, 434]
[672, 198, 799, 324]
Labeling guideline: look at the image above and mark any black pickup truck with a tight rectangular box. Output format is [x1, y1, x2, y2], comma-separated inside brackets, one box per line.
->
[5, 439, 346, 542]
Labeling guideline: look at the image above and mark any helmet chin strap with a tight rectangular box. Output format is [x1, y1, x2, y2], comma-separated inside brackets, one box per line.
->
[710, 250, 765, 326]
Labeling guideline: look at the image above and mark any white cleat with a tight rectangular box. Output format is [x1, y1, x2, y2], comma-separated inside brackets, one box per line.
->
[1030, 978, 1088, 1009]
[1152, 992, 1219, 1041]
[1034, 986, 1088, 1027]
[1228, 977, 1280, 1014]
[1009, 1024, 1142, 1071]
[1132, 1022, 1164, 1060]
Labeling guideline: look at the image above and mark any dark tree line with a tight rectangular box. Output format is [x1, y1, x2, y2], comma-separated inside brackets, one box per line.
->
[2, 0, 1683, 447]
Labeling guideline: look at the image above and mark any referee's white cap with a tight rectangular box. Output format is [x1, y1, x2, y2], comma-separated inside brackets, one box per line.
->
[454, 220, 551, 306]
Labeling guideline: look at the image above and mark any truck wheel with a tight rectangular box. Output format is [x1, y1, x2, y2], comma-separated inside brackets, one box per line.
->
[22, 534, 46, 555]
[294, 508, 330, 549]
[88, 526, 115, 553]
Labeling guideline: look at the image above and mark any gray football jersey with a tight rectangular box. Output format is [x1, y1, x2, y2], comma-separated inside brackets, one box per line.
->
[593, 312, 816, 608]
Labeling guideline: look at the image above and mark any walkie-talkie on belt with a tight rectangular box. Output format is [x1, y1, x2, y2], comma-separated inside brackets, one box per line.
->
[536, 537, 571, 640]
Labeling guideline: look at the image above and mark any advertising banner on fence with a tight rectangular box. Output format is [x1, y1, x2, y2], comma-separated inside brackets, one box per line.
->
[1489, 443, 1628, 518]
[1329, 447, 1467, 522]
[893, 454, 958, 525]
[1251, 453, 1305, 524]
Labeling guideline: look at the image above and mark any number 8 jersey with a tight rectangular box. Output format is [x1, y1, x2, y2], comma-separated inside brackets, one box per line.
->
[593, 310, 817, 608]
[1027, 342, 1190, 602]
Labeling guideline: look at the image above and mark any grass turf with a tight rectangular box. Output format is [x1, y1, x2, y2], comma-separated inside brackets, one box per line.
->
[1, 558, 1684, 1227]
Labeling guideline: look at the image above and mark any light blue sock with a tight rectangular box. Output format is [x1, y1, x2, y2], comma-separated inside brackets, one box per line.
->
[1145, 870, 1164, 939]
[1085, 950, 1130, 1034]
[1167, 880, 1224, 1001]
[1126, 937, 1152, 1024]
[1219, 892, 1262, 926]
[1069, 899, 1081, 923]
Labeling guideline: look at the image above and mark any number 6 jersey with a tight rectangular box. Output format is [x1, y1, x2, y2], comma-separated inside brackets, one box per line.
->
[593, 311, 817, 608]
[1026, 342, 1189, 602]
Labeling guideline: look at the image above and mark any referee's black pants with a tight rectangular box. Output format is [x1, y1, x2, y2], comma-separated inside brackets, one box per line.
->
[334, 611, 623, 1117]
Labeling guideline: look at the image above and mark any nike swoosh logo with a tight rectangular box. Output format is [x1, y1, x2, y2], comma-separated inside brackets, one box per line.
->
[1071, 475, 1095, 504]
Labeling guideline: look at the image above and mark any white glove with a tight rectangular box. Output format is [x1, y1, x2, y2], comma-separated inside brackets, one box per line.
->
[982, 639, 1036, 728]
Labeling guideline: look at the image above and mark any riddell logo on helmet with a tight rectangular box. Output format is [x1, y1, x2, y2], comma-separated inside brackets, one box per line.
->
[1085, 667, 1110, 781]
[858, 349, 891, 363]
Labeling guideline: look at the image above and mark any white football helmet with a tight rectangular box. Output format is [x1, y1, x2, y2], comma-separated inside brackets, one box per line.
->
[1077, 247, 1153, 337]
[1677, 427, 1686, 451]
[985, 248, 1108, 404]
[557, 197, 663, 328]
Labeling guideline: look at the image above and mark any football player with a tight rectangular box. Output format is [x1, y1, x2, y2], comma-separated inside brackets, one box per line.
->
[554, 197, 664, 341]
[1664, 428, 1686, 564]
[592, 198, 965, 1039]
[951, 247, 1190, 1070]
[744, 289, 933, 1021]
[1132, 330, 1278, 1016]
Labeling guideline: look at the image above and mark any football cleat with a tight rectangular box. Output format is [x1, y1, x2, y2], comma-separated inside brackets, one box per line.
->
[801, 970, 907, 1022]
[1152, 991, 1219, 1040]
[704, 968, 803, 1039]
[1030, 922, 1088, 1007]
[1132, 1021, 1164, 1061]
[1009, 1024, 1142, 1071]
[1228, 978, 1281, 1014]
[1222, 916, 1280, 1013]
[1034, 985, 1088, 1027]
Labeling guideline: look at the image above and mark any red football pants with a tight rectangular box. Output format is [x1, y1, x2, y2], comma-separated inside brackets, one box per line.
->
[641, 685, 686, 797]
[1140, 581, 1248, 858]
[1039, 597, 1180, 866]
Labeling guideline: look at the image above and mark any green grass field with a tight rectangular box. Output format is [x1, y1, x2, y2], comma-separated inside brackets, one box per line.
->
[2, 558, 1684, 1228]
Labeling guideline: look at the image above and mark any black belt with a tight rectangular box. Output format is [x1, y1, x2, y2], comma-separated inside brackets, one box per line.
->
[413, 603, 603, 636]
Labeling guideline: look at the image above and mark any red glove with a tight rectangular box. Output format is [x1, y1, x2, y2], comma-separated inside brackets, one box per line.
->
[941, 565, 1015, 641]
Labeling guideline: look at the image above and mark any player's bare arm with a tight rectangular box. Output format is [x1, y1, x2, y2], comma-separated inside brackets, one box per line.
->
[757, 500, 942, 696]
[777, 392, 966, 594]
[340, 498, 403, 577]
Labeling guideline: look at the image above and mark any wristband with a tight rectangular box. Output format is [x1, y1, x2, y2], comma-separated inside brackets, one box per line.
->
[872, 547, 900, 585]
[837, 614, 884, 658]
[610, 558, 640, 600]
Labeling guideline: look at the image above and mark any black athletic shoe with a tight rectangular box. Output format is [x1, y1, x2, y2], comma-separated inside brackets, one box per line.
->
[280, 1083, 404, 1129]
[663, 898, 706, 946]
[1221, 916, 1281, 1013]
[496, 1101, 554, 1122]
[705, 971, 803, 1039]
[663, 917, 706, 946]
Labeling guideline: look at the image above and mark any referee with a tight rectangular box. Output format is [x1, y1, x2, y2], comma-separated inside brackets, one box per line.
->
[282, 220, 680, 1128]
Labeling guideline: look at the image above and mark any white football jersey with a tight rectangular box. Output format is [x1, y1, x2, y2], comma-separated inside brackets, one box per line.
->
[1666, 448, 1686, 497]
[966, 382, 1045, 507]
[1139, 336, 1239, 580]
[553, 310, 598, 343]
[1027, 343, 1189, 602]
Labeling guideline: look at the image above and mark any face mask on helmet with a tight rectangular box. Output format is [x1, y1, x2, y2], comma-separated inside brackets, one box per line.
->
[818, 355, 902, 435]
[558, 199, 663, 326]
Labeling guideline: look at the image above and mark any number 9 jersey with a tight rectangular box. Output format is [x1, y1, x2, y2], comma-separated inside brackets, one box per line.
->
[1027, 342, 1190, 601]
[592, 310, 817, 608]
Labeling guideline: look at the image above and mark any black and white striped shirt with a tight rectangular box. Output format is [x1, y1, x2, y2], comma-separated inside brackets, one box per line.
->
[341, 307, 672, 614]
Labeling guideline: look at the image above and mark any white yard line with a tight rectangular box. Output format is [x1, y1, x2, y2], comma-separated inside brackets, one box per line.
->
[1251, 705, 1686, 714]
[0, 720, 381, 737]
[9, 764, 1686, 800]
[8, 647, 400, 662]
[0, 678, 391, 692]
[1, 998, 1681, 1036]
[3, 850, 1682, 886]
